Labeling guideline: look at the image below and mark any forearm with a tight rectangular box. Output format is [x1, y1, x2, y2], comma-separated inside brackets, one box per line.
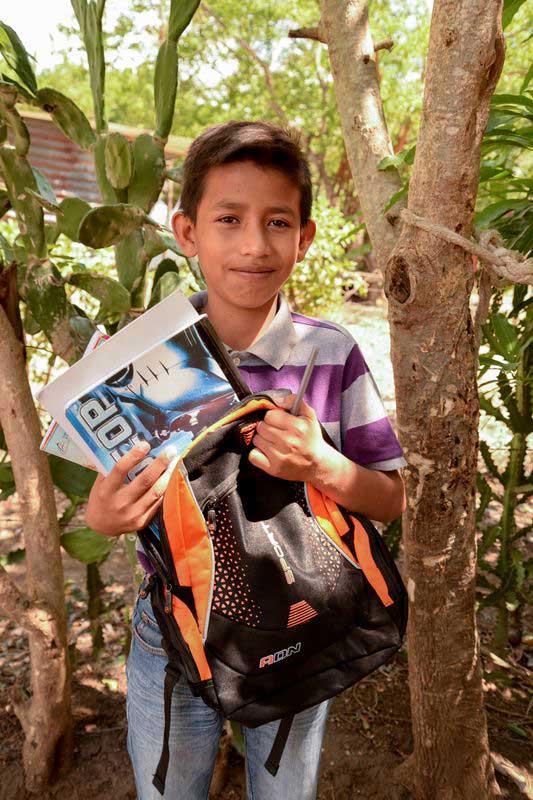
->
[310, 442, 406, 523]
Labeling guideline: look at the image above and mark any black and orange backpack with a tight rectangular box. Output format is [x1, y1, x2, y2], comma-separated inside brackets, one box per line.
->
[137, 392, 408, 795]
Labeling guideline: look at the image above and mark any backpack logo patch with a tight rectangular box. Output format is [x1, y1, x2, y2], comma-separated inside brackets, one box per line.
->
[260, 521, 295, 584]
[259, 642, 302, 669]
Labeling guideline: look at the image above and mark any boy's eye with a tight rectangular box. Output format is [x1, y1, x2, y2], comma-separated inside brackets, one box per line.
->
[218, 215, 239, 224]
[268, 219, 290, 228]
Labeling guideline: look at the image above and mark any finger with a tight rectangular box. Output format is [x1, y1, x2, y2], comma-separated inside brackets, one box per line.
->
[105, 441, 152, 493]
[125, 445, 178, 504]
[289, 396, 316, 420]
[253, 431, 290, 456]
[263, 408, 293, 430]
[130, 491, 166, 531]
[248, 447, 273, 474]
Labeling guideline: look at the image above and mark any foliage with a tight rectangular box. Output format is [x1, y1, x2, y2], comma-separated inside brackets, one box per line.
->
[284, 195, 367, 314]
[0, 1, 201, 655]
[476, 285, 532, 652]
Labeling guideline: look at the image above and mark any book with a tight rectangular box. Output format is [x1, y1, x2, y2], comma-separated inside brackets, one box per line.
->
[40, 330, 109, 469]
[39, 291, 250, 480]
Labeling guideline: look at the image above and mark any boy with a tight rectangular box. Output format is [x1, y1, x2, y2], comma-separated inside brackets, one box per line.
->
[86, 120, 407, 799]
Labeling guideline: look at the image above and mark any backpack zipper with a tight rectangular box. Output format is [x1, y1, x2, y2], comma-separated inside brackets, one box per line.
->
[303, 483, 362, 571]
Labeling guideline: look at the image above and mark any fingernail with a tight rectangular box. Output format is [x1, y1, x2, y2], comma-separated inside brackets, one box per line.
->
[162, 444, 178, 461]
[137, 441, 150, 454]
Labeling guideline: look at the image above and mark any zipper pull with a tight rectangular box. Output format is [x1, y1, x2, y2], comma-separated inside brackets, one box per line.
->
[207, 508, 217, 535]
[164, 582, 173, 614]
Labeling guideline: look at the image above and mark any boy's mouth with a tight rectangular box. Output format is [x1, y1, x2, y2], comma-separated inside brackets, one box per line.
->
[230, 267, 276, 276]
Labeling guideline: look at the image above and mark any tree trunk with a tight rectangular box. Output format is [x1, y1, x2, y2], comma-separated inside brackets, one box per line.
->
[384, 1, 505, 797]
[320, 0, 404, 270]
[0, 303, 73, 792]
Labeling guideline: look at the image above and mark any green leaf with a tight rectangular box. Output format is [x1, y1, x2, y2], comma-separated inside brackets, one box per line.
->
[127, 134, 166, 212]
[492, 313, 519, 359]
[22, 306, 41, 335]
[148, 270, 181, 307]
[502, 0, 527, 29]
[154, 38, 178, 141]
[68, 272, 131, 320]
[0, 461, 15, 501]
[104, 131, 132, 190]
[381, 183, 408, 215]
[168, 0, 201, 42]
[69, 314, 98, 356]
[26, 167, 61, 213]
[54, 196, 91, 242]
[506, 723, 528, 739]
[152, 257, 181, 288]
[78, 203, 147, 248]
[377, 145, 415, 172]
[165, 165, 183, 183]
[478, 525, 501, 558]
[491, 92, 533, 113]
[0, 547, 25, 566]
[0, 231, 14, 265]
[0, 23, 37, 95]
[61, 526, 116, 565]
[48, 454, 96, 497]
[475, 199, 530, 230]
[36, 87, 96, 151]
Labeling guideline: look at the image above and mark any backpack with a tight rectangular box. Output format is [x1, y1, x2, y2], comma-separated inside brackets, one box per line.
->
[137, 392, 408, 795]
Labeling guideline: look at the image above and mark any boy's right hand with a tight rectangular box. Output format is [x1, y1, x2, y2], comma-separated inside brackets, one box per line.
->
[85, 443, 178, 537]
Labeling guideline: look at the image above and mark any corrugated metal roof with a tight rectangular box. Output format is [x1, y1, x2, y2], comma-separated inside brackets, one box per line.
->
[4, 110, 190, 205]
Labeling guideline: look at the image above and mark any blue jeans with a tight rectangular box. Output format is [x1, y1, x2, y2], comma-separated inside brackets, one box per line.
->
[126, 588, 331, 799]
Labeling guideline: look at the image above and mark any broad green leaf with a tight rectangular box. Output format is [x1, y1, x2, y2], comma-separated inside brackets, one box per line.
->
[36, 87, 96, 151]
[148, 270, 181, 307]
[492, 313, 519, 358]
[61, 526, 116, 565]
[475, 199, 530, 229]
[48, 454, 97, 497]
[152, 257, 180, 288]
[55, 196, 91, 242]
[168, 0, 201, 41]
[502, 0, 527, 29]
[0, 23, 37, 95]
[68, 272, 131, 320]
[78, 203, 147, 248]
[104, 131, 132, 190]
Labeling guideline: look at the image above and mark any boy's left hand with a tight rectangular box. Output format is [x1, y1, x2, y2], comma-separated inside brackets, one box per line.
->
[249, 394, 325, 481]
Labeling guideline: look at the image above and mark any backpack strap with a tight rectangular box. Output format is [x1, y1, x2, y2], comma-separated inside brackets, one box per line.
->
[152, 661, 182, 796]
[264, 715, 294, 776]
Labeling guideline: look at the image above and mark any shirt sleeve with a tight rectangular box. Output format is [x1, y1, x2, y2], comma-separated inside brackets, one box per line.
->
[340, 343, 407, 471]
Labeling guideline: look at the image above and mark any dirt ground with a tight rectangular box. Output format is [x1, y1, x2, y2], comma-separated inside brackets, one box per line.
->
[0, 490, 531, 800]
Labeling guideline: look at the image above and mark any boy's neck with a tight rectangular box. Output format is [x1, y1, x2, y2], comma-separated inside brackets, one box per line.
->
[203, 293, 278, 351]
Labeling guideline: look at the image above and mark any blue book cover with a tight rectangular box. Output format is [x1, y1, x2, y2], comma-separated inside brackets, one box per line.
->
[64, 318, 249, 482]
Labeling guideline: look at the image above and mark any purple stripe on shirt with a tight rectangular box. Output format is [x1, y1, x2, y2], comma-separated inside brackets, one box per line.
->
[344, 417, 404, 465]
[341, 344, 368, 392]
[239, 364, 343, 423]
[291, 313, 340, 332]
[342, 417, 403, 464]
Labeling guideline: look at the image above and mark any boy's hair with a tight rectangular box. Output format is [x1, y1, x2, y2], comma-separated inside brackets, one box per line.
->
[179, 120, 313, 225]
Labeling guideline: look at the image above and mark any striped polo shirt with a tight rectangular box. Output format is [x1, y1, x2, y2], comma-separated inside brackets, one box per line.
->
[135, 291, 406, 573]
[190, 290, 406, 471]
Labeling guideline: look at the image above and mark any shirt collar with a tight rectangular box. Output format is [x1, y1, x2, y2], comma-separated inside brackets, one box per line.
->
[188, 290, 297, 370]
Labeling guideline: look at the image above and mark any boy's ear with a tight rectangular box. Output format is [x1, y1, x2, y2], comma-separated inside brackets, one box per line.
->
[171, 211, 198, 257]
[296, 220, 316, 262]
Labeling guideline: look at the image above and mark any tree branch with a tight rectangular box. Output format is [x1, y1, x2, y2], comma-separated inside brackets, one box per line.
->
[289, 26, 326, 43]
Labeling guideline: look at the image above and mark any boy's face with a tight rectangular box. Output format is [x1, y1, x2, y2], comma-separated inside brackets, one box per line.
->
[172, 160, 315, 313]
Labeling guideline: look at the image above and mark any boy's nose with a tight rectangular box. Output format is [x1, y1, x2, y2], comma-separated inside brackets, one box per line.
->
[239, 222, 271, 257]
